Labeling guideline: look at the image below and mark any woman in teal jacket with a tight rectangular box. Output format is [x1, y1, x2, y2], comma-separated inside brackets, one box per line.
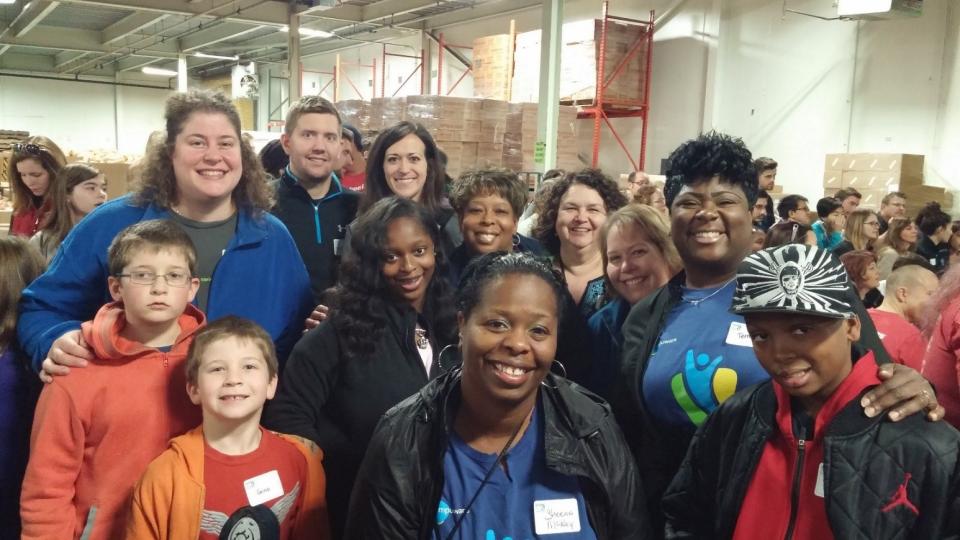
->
[18, 90, 313, 376]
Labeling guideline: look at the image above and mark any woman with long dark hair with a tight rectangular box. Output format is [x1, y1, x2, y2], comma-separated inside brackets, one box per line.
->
[347, 121, 461, 256]
[264, 196, 458, 539]
[345, 252, 650, 539]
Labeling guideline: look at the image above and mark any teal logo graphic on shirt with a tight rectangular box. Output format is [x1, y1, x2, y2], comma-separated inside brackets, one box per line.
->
[670, 349, 738, 426]
[437, 500, 452, 525]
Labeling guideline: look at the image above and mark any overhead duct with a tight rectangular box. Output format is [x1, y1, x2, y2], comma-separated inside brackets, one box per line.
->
[837, 0, 923, 20]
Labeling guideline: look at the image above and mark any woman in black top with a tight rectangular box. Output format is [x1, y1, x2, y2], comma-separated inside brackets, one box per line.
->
[263, 196, 457, 539]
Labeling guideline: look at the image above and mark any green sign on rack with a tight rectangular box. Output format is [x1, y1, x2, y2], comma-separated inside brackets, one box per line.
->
[534, 141, 546, 164]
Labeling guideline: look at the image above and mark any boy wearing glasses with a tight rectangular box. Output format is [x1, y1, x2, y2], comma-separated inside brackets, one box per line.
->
[21, 219, 205, 539]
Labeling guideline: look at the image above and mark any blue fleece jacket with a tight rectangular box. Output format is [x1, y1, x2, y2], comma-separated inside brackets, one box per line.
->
[585, 297, 631, 400]
[17, 195, 314, 370]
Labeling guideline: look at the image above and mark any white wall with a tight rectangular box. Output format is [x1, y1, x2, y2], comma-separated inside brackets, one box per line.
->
[712, 0, 958, 201]
[0, 74, 170, 154]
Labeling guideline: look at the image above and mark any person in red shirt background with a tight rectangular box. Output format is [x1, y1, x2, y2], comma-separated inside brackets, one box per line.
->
[339, 124, 366, 192]
[7, 136, 66, 237]
[868, 264, 938, 370]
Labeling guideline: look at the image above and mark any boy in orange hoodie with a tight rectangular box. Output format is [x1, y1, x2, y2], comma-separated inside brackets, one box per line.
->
[126, 316, 329, 540]
[20, 219, 204, 539]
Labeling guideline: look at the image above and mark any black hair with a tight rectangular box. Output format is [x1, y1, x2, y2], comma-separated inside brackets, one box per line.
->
[776, 194, 809, 220]
[816, 197, 842, 219]
[457, 251, 567, 322]
[329, 197, 457, 361]
[664, 131, 758, 208]
[532, 168, 628, 257]
[258, 139, 289, 178]
[754, 189, 775, 230]
[915, 202, 951, 236]
[763, 220, 812, 249]
[342, 123, 364, 152]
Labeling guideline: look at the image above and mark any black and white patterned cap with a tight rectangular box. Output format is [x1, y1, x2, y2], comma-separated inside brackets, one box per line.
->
[731, 244, 855, 319]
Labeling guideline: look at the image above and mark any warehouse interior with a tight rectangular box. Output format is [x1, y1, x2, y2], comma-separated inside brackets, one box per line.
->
[1, 0, 959, 213]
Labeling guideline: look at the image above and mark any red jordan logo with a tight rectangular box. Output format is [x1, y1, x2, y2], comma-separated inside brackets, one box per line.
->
[881, 473, 919, 516]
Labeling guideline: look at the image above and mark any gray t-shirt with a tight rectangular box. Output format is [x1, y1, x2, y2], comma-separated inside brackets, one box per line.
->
[168, 211, 238, 311]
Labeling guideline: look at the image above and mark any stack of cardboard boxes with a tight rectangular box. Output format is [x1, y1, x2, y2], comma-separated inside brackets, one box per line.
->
[822, 153, 952, 214]
[471, 35, 513, 101]
[337, 96, 581, 177]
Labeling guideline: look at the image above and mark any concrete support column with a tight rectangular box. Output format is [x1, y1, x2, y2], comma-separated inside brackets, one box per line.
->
[536, 0, 563, 172]
[288, 3, 302, 101]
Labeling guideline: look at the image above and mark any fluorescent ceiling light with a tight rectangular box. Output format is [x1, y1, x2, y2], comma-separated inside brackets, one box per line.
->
[280, 26, 334, 39]
[194, 52, 239, 61]
[0, 0, 16, 4]
[142, 66, 178, 76]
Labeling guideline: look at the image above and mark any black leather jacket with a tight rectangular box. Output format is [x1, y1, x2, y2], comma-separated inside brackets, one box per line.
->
[663, 368, 960, 539]
[344, 370, 653, 539]
[612, 271, 895, 537]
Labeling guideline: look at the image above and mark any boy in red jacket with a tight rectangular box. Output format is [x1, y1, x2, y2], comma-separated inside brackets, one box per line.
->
[21, 220, 204, 539]
[664, 244, 960, 539]
[126, 317, 329, 540]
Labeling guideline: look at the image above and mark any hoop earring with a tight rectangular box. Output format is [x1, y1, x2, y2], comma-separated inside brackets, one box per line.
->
[512, 233, 521, 249]
[550, 360, 567, 378]
[437, 344, 461, 373]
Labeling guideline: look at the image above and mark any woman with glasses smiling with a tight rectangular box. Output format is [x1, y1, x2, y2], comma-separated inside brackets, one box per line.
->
[7, 137, 66, 238]
[833, 208, 881, 257]
[18, 89, 313, 383]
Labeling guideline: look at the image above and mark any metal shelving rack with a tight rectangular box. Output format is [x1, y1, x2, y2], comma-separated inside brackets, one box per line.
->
[577, 2, 654, 172]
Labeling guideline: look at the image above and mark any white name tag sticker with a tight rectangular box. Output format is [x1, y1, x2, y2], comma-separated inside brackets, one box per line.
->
[533, 498, 581, 535]
[814, 462, 825, 498]
[725, 321, 753, 347]
[244, 470, 284, 506]
[333, 238, 342, 255]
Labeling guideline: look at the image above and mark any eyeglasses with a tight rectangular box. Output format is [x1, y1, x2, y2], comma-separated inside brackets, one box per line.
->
[115, 271, 192, 287]
[12, 143, 44, 156]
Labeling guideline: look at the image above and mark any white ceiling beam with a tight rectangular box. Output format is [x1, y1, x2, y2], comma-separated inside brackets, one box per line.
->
[101, 11, 169, 45]
[362, 0, 442, 23]
[56, 0, 298, 27]
[55, 50, 88, 68]
[0, 45, 10, 57]
[116, 55, 163, 72]
[179, 22, 263, 52]
[0, 25, 180, 58]
[9, 1, 61, 38]
[396, 0, 542, 30]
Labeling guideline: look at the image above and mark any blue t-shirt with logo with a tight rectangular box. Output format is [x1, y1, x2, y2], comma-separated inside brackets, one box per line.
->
[642, 282, 770, 432]
[434, 402, 598, 540]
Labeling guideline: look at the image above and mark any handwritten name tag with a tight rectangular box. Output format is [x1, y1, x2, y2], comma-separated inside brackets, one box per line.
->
[533, 498, 581, 535]
[244, 470, 284, 506]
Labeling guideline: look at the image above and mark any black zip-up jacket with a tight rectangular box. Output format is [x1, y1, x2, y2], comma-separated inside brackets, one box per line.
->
[272, 168, 360, 303]
[262, 302, 450, 539]
[344, 370, 653, 539]
[662, 362, 960, 539]
[611, 271, 894, 537]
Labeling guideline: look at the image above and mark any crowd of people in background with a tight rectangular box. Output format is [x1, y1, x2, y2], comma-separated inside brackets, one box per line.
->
[2, 89, 960, 539]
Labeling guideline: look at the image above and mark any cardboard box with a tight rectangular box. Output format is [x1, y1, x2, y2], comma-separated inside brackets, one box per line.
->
[823, 153, 924, 177]
[841, 171, 921, 190]
[822, 171, 842, 189]
[853, 188, 891, 210]
[472, 34, 513, 101]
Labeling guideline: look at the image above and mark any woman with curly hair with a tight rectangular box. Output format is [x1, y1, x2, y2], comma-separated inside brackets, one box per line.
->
[264, 196, 457, 539]
[7, 136, 66, 237]
[533, 169, 629, 320]
[19, 89, 313, 379]
[875, 216, 918, 279]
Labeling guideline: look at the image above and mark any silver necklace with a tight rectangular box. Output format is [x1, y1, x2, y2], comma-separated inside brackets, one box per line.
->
[682, 278, 736, 307]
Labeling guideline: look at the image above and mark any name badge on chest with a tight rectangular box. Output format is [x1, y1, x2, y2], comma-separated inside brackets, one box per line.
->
[533, 498, 581, 535]
[244, 470, 284, 506]
[725, 321, 753, 348]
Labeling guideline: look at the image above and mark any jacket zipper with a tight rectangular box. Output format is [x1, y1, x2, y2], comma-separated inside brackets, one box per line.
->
[783, 438, 806, 540]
